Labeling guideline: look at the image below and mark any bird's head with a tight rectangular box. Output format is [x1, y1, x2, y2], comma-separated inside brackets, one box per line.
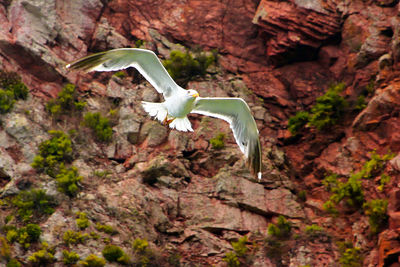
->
[186, 89, 199, 99]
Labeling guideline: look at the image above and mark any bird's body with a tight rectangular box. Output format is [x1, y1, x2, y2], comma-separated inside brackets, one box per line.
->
[67, 48, 262, 179]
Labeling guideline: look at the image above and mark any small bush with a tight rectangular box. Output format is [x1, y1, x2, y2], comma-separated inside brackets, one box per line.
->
[378, 174, 391, 191]
[322, 200, 339, 214]
[132, 238, 155, 266]
[163, 49, 215, 87]
[63, 230, 88, 246]
[231, 236, 248, 257]
[223, 236, 248, 267]
[46, 84, 85, 116]
[102, 244, 130, 265]
[7, 224, 42, 249]
[12, 189, 56, 222]
[268, 216, 291, 238]
[0, 70, 29, 113]
[62, 250, 80, 265]
[305, 224, 324, 237]
[354, 95, 367, 111]
[95, 223, 117, 235]
[83, 112, 113, 142]
[338, 242, 363, 267]
[359, 151, 394, 179]
[0, 70, 29, 100]
[28, 242, 55, 265]
[309, 82, 348, 130]
[210, 133, 225, 149]
[0, 236, 11, 261]
[6, 259, 21, 267]
[78, 254, 106, 267]
[287, 82, 347, 134]
[76, 212, 90, 230]
[56, 166, 83, 197]
[132, 238, 149, 253]
[223, 251, 240, 267]
[0, 90, 16, 113]
[288, 111, 310, 135]
[6, 229, 18, 243]
[363, 199, 388, 234]
[31, 130, 73, 177]
[325, 174, 364, 210]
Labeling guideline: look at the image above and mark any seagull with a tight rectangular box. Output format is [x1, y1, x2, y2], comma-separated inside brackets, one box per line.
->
[66, 48, 262, 180]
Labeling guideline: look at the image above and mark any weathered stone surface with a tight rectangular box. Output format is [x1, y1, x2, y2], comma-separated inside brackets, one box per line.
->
[215, 170, 304, 218]
[139, 121, 169, 147]
[253, 0, 341, 64]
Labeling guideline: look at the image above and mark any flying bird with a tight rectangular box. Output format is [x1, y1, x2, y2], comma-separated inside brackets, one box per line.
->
[66, 48, 262, 179]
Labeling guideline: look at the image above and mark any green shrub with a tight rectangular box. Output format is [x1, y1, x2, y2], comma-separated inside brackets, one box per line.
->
[322, 173, 339, 191]
[6, 259, 21, 267]
[132, 238, 149, 253]
[359, 151, 394, 179]
[268, 216, 291, 238]
[132, 238, 155, 266]
[334, 174, 364, 207]
[0, 70, 29, 100]
[305, 224, 324, 237]
[83, 112, 113, 142]
[163, 49, 215, 87]
[231, 236, 248, 257]
[288, 111, 310, 135]
[0, 236, 11, 261]
[27, 242, 55, 265]
[31, 130, 73, 177]
[0, 70, 29, 113]
[56, 166, 83, 197]
[63, 230, 88, 246]
[309, 82, 348, 130]
[223, 236, 248, 267]
[210, 133, 225, 149]
[0, 90, 16, 113]
[62, 250, 80, 265]
[363, 199, 388, 234]
[7, 224, 42, 249]
[102, 244, 130, 265]
[12, 189, 56, 222]
[338, 242, 363, 267]
[354, 95, 367, 111]
[6, 229, 18, 243]
[223, 251, 240, 267]
[76, 212, 90, 230]
[323, 151, 393, 213]
[378, 174, 391, 191]
[46, 83, 85, 116]
[78, 254, 106, 267]
[95, 223, 117, 235]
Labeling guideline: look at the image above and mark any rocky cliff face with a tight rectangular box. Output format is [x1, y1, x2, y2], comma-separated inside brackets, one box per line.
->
[0, 0, 400, 266]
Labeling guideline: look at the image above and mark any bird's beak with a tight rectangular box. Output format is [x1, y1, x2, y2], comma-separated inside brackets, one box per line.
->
[191, 93, 199, 98]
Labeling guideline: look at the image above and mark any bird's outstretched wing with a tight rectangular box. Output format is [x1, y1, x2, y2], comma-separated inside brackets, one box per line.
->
[192, 97, 262, 179]
[66, 48, 182, 98]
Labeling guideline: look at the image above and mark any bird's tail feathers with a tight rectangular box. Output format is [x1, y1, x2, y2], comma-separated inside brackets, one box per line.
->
[142, 101, 167, 122]
[141, 101, 193, 132]
[169, 117, 193, 132]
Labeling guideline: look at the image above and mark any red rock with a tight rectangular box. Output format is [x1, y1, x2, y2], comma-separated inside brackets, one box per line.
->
[253, 0, 341, 64]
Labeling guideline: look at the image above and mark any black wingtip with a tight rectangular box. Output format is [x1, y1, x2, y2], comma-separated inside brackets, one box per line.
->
[66, 51, 108, 72]
[247, 138, 262, 181]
